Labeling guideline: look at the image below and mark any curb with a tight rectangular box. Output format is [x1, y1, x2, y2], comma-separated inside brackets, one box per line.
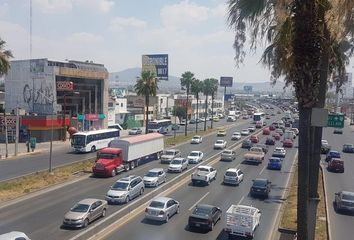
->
[320, 164, 331, 240]
[0, 150, 43, 160]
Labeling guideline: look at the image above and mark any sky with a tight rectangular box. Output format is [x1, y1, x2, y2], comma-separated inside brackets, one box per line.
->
[0, 0, 337, 84]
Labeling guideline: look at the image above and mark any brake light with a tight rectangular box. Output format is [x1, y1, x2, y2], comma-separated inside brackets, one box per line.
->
[246, 232, 252, 236]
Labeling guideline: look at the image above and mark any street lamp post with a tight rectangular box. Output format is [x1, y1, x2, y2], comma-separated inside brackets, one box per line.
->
[49, 99, 54, 172]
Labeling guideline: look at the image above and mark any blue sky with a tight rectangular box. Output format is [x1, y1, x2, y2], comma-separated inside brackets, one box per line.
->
[0, 0, 281, 83]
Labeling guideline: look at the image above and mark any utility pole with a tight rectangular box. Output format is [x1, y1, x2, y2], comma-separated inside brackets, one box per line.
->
[3, 111, 8, 158]
[49, 99, 54, 172]
[14, 106, 19, 156]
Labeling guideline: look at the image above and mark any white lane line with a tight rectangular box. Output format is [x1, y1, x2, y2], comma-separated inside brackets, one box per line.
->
[188, 192, 210, 211]
[259, 165, 267, 175]
[237, 196, 245, 206]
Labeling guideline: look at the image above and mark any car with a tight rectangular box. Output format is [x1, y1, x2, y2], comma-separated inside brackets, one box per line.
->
[231, 132, 241, 140]
[333, 128, 343, 134]
[214, 139, 227, 149]
[250, 178, 271, 199]
[128, 127, 142, 135]
[145, 197, 179, 222]
[263, 128, 270, 135]
[0, 232, 31, 240]
[227, 116, 237, 122]
[248, 126, 256, 132]
[223, 168, 244, 185]
[327, 158, 344, 173]
[267, 157, 282, 170]
[106, 175, 144, 204]
[212, 116, 220, 122]
[291, 128, 299, 135]
[273, 133, 281, 140]
[250, 135, 259, 143]
[220, 150, 236, 162]
[63, 198, 108, 228]
[191, 165, 217, 185]
[187, 151, 204, 164]
[321, 140, 331, 154]
[241, 129, 250, 136]
[275, 129, 284, 136]
[188, 204, 222, 231]
[269, 125, 276, 131]
[179, 119, 187, 125]
[342, 143, 354, 153]
[265, 137, 275, 145]
[283, 139, 294, 148]
[325, 150, 341, 162]
[171, 124, 180, 130]
[143, 168, 166, 187]
[272, 147, 286, 158]
[255, 121, 263, 128]
[266, 115, 271, 119]
[254, 144, 268, 153]
[191, 135, 203, 144]
[242, 115, 249, 119]
[241, 139, 253, 149]
[334, 191, 354, 213]
[217, 127, 227, 137]
[168, 157, 188, 173]
[160, 149, 181, 164]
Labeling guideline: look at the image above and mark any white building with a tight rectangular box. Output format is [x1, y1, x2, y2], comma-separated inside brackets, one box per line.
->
[157, 94, 175, 118]
[108, 97, 129, 126]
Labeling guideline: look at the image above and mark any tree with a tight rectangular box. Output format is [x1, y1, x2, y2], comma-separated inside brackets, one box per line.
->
[134, 71, 158, 134]
[0, 38, 13, 77]
[209, 78, 219, 129]
[180, 71, 195, 136]
[172, 105, 187, 122]
[191, 79, 203, 133]
[202, 79, 214, 131]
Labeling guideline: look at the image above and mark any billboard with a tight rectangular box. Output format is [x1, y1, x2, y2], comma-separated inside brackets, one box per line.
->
[244, 85, 253, 92]
[220, 77, 233, 87]
[142, 54, 168, 80]
[224, 94, 234, 102]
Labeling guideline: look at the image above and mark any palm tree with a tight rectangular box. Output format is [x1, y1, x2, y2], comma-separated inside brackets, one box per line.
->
[202, 79, 214, 131]
[191, 79, 203, 133]
[180, 71, 195, 136]
[134, 71, 158, 134]
[0, 38, 13, 77]
[209, 78, 219, 129]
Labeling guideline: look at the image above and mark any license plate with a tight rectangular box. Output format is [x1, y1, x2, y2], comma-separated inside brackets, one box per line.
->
[195, 223, 200, 227]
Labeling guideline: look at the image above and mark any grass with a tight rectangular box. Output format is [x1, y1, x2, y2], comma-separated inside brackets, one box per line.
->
[0, 159, 94, 203]
[164, 126, 216, 146]
[280, 165, 328, 240]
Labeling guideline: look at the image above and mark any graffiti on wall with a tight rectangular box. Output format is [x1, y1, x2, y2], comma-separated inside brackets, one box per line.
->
[23, 81, 54, 109]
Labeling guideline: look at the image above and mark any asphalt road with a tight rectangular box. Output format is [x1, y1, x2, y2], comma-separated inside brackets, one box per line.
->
[0, 118, 234, 182]
[322, 123, 354, 240]
[0, 109, 294, 240]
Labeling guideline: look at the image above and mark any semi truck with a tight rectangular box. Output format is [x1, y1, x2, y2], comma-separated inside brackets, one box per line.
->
[92, 133, 164, 177]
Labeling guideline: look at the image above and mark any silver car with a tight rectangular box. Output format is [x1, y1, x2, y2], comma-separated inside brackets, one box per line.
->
[63, 198, 108, 228]
[106, 175, 145, 204]
[335, 191, 354, 212]
[145, 196, 180, 222]
[223, 168, 244, 185]
[143, 168, 166, 187]
[187, 151, 204, 164]
[160, 149, 181, 164]
[220, 150, 236, 161]
[168, 157, 188, 173]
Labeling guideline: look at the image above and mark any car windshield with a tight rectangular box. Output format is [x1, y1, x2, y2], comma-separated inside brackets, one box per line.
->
[193, 136, 200, 140]
[98, 153, 116, 160]
[233, 132, 240, 135]
[71, 135, 86, 146]
[223, 150, 232, 154]
[225, 171, 237, 177]
[164, 151, 175, 156]
[171, 159, 182, 164]
[70, 203, 90, 213]
[193, 207, 212, 216]
[344, 144, 353, 148]
[270, 158, 280, 163]
[330, 152, 340, 157]
[145, 171, 159, 177]
[253, 180, 267, 187]
[189, 152, 199, 156]
[149, 201, 165, 209]
[198, 167, 209, 172]
[111, 181, 129, 190]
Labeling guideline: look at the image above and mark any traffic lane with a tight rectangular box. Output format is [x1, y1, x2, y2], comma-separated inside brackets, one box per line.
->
[104, 139, 297, 240]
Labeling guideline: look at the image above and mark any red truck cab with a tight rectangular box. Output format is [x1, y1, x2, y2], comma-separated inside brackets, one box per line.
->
[93, 148, 124, 177]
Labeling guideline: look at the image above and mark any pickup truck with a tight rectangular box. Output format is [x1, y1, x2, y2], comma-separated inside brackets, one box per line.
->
[191, 166, 217, 185]
[244, 147, 265, 164]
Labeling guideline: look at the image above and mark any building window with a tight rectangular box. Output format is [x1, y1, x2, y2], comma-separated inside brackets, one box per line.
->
[121, 103, 123, 107]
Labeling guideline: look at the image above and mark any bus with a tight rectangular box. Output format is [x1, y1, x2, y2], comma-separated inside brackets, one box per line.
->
[253, 112, 265, 124]
[71, 129, 120, 153]
[148, 119, 172, 134]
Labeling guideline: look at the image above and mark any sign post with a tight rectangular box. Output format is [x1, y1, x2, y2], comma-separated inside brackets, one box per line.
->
[220, 77, 233, 109]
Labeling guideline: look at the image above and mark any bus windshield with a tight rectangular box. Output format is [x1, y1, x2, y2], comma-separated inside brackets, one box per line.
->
[71, 135, 86, 146]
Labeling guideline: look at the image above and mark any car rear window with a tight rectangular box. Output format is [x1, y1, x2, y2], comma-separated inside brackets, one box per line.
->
[225, 171, 237, 177]
[193, 207, 211, 216]
[149, 201, 165, 209]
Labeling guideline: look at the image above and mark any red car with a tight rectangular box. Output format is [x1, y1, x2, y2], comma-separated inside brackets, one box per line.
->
[327, 158, 344, 173]
[250, 135, 259, 143]
[256, 122, 262, 128]
[263, 128, 270, 135]
[273, 133, 281, 140]
[269, 125, 275, 131]
[283, 139, 294, 148]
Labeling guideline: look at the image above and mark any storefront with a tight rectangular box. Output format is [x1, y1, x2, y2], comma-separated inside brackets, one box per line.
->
[77, 114, 105, 131]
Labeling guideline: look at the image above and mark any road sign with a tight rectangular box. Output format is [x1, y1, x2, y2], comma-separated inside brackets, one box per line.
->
[327, 113, 344, 128]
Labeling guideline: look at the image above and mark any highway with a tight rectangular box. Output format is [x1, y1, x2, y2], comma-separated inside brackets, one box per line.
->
[0, 109, 296, 240]
[0, 119, 231, 182]
[322, 123, 354, 240]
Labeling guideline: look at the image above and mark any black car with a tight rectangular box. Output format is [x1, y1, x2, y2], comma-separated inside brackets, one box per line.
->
[342, 144, 354, 153]
[250, 178, 271, 199]
[254, 144, 269, 154]
[188, 204, 222, 231]
[241, 139, 253, 149]
[333, 128, 343, 134]
[334, 191, 354, 213]
[265, 137, 275, 145]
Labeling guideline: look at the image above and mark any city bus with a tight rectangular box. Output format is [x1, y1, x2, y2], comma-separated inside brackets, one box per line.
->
[71, 129, 120, 153]
[148, 119, 172, 134]
[253, 112, 265, 124]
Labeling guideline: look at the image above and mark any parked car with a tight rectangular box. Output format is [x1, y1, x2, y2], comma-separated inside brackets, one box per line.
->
[250, 135, 259, 143]
[267, 157, 282, 170]
[333, 128, 343, 134]
[263, 128, 270, 135]
[188, 204, 222, 231]
[231, 132, 241, 140]
[214, 139, 227, 149]
[265, 137, 275, 145]
[105, 175, 144, 204]
[283, 139, 294, 148]
[223, 168, 244, 185]
[143, 168, 166, 187]
[272, 147, 286, 158]
[145, 197, 179, 222]
[187, 151, 204, 164]
[334, 191, 354, 212]
[327, 158, 344, 173]
[160, 149, 181, 164]
[248, 126, 256, 132]
[191, 165, 217, 185]
[250, 178, 271, 199]
[321, 140, 331, 154]
[0, 232, 31, 240]
[220, 150, 236, 162]
[63, 198, 107, 228]
[128, 127, 142, 135]
[241, 139, 253, 149]
[168, 158, 188, 173]
[325, 150, 341, 162]
[342, 143, 354, 153]
[191, 135, 203, 144]
[241, 129, 250, 136]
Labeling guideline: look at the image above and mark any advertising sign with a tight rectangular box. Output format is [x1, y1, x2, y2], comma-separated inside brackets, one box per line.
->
[220, 77, 233, 87]
[56, 81, 74, 91]
[244, 85, 253, 92]
[224, 94, 234, 102]
[142, 54, 168, 80]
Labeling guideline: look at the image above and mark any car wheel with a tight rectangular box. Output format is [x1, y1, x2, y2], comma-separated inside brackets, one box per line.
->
[140, 188, 144, 195]
[111, 169, 116, 177]
[125, 196, 130, 203]
[101, 209, 106, 218]
[91, 146, 96, 152]
[210, 221, 214, 231]
[165, 214, 169, 223]
[155, 181, 159, 187]
[83, 218, 89, 228]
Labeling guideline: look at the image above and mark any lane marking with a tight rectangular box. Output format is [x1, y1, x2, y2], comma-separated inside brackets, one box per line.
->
[188, 192, 210, 211]
[237, 196, 245, 206]
[259, 165, 267, 175]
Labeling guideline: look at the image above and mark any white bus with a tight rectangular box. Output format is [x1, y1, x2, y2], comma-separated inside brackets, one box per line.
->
[253, 112, 265, 124]
[148, 119, 172, 134]
[71, 129, 120, 153]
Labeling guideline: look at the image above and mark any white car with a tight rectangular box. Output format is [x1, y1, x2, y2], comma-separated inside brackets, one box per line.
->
[191, 165, 217, 185]
[241, 129, 250, 136]
[214, 139, 227, 149]
[0, 232, 31, 240]
[191, 135, 203, 144]
[143, 168, 166, 187]
[248, 126, 256, 132]
[168, 158, 188, 173]
[272, 147, 287, 158]
[231, 132, 241, 140]
[223, 168, 244, 185]
[187, 151, 204, 164]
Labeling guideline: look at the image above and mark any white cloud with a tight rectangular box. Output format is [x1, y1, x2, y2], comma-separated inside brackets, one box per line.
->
[211, 3, 227, 18]
[160, 1, 209, 29]
[108, 16, 147, 32]
[66, 32, 104, 44]
[74, 0, 114, 13]
[33, 0, 73, 14]
[0, 2, 9, 17]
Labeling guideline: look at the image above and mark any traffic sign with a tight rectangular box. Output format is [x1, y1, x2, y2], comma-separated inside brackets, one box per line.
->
[327, 113, 344, 128]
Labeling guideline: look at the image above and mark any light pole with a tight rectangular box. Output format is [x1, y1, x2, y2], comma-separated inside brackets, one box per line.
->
[49, 98, 54, 172]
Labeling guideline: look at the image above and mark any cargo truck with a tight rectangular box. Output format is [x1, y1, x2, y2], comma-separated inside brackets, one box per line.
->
[92, 133, 164, 177]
